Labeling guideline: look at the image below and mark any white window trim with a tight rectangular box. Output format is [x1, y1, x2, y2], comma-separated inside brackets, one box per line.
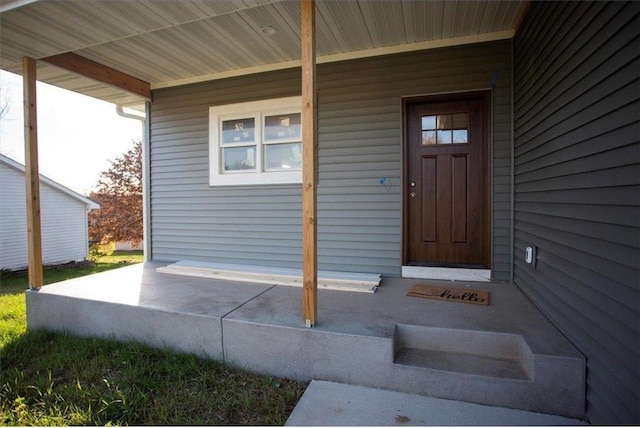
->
[209, 96, 302, 186]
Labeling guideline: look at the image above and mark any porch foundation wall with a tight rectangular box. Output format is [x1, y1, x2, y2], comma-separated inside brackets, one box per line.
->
[26, 292, 224, 360]
[222, 319, 394, 384]
[222, 319, 584, 419]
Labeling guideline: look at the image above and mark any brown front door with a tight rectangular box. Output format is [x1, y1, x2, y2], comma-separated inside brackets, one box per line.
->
[404, 92, 490, 268]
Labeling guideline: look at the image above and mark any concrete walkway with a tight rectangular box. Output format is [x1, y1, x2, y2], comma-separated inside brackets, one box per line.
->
[286, 381, 586, 426]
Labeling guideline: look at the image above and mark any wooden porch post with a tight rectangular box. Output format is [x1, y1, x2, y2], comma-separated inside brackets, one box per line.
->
[22, 57, 43, 289]
[301, 0, 317, 327]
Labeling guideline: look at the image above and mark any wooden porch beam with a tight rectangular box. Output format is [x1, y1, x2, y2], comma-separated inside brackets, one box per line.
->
[42, 52, 151, 101]
[23, 57, 43, 289]
[301, 0, 317, 327]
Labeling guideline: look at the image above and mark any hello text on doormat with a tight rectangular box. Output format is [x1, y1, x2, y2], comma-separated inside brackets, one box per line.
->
[407, 284, 490, 306]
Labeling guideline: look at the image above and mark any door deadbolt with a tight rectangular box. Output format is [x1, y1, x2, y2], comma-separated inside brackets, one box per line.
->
[410, 182, 416, 187]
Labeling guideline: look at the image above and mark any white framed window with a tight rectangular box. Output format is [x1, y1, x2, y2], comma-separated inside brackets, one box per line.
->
[209, 96, 302, 186]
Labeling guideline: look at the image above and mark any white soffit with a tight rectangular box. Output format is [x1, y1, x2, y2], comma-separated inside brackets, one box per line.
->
[151, 29, 515, 90]
[0, 0, 529, 106]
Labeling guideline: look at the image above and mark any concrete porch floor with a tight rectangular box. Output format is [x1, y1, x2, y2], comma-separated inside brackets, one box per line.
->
[26, 262, 585, 420]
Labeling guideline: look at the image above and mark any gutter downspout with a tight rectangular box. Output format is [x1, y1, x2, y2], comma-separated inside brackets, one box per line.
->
[116, 105, 145, 122]
[116, 105, 150, 262]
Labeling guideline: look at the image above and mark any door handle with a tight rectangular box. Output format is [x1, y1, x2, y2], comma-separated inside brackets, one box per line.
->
[410, 192, 416, 198]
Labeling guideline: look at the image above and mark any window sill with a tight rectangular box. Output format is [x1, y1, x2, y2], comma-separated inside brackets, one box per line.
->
[209, 170, 302, 186]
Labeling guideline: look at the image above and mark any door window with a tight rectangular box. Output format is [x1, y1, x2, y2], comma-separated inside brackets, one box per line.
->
[421, 113, 468, 145]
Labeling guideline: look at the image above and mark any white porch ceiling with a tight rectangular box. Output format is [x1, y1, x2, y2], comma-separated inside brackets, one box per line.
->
[0, 0, 528, 110]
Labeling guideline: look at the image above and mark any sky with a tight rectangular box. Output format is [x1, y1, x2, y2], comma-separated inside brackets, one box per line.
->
[0, 70, 143, 195]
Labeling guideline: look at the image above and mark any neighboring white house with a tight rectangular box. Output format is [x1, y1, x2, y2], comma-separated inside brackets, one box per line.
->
[0, 154, 99, 270]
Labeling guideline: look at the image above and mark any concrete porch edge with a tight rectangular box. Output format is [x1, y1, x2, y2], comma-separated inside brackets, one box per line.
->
[25, 262, 586, 420]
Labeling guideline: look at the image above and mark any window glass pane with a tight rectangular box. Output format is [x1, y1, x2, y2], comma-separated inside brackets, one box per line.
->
[264, 143, 302, 171]
[223, 146, 256, 171]
[222, 118, 255, 144]
[422, 130, 436, 145]
[452, 113, 468, 144]
[421, 115, 436, 130]
[453, 130, 468, 144]
[264, 113, 301, 142]
[420, 112, 468, 145]
[452, 113, 468, 130]
[437, 130, 452, 144]
[437, 114, 452, 130]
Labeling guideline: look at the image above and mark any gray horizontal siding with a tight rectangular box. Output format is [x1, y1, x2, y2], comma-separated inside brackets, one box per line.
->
[513, 1, 640, 424]
[149, 40, 512, 277]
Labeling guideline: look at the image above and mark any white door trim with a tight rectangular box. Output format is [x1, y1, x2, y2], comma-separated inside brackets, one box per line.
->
[402, 266, 491, 282]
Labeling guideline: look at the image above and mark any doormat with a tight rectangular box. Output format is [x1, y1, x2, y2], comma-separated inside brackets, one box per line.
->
[407, 284, 490, 306]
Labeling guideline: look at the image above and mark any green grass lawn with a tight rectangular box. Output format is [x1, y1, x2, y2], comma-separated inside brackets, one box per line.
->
[0, 253, 306, 425]
[0, 250, 144, 293]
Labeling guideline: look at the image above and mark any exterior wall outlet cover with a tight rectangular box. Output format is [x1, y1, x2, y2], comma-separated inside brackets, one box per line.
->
[525, 246, 537, 266]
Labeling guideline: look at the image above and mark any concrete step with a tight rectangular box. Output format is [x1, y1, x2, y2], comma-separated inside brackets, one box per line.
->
[223, 319, 584, 418]
[393, 324, 532, 380]
[395, 347, 530, 380]
[387, 324, 584, 418]
[222, 282, 586, 419]
[286, 381, 586, 426]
